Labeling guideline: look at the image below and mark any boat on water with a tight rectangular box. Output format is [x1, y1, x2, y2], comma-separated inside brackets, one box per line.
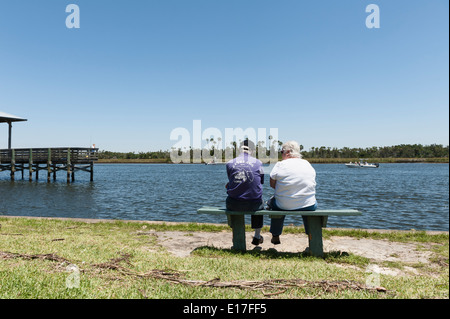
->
[345, 159, 379, 168]
[205, 156, 217, 165]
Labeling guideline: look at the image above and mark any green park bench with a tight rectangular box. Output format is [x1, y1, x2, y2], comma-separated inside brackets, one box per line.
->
[197, 207, 362, 257]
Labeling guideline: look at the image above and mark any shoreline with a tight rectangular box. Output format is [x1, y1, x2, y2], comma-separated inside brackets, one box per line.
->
[96, 158, 449, 164]
[1, 215, 448, 235]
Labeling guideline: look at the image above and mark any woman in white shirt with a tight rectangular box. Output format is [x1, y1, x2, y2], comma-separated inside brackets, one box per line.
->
[268, 141, 317, 244]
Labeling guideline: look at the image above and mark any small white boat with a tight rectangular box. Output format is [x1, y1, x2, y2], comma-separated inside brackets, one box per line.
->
[345, 159, 379, 168]
[205, 156, 217, 165]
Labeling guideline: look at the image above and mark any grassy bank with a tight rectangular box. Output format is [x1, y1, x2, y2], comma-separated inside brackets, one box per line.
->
[0, 216, 448, 299]
[97, 158, 449, 164]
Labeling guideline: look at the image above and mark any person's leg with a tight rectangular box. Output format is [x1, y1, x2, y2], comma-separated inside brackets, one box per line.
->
[227, 197, 264, 245]
[249, 199, 264, 229]
[268, 197, 285, 244]
[251, 219, 264, 245]
[250, 200, 264, 245]
[269, 216, 285, 236]
[251, 215, 263, 233]
[269, 201, 317, 241]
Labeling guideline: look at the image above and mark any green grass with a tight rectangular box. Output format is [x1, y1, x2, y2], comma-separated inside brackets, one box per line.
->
[0, 217, 448, 299]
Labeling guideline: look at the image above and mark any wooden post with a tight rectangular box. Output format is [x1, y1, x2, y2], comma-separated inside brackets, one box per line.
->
[67, 148, 71, 183]
[229, 214, 246, 251]
[47, 148, 51, 183]
[29, 148, 33, 181]
[90, 162, 94, 182]
[8, 122, 12, 149]
[305, 216, 324, 257]
[10, 149, 15, 181]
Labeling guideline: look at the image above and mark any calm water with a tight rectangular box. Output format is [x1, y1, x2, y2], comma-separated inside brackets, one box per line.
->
[0, 163, 448, 231]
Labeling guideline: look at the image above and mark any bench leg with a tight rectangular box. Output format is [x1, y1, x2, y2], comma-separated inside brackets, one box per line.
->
[305, 216, 324, 257]
[229, 215, 246, 251]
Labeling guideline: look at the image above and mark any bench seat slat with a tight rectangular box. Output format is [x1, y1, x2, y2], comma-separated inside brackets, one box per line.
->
[197, 207, 361, 216]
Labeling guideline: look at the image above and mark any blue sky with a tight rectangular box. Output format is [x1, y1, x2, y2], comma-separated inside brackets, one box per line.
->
[0, 0, 448, 152]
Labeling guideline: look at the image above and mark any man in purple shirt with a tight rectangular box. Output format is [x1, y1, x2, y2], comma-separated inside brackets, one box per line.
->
[226, 139, 265, 245]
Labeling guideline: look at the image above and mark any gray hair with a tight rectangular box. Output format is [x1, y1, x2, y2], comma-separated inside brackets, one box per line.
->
[282, 141, 302, 158]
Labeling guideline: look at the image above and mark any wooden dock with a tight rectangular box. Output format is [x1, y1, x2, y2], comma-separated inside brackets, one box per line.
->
[0, 147, 99, 182]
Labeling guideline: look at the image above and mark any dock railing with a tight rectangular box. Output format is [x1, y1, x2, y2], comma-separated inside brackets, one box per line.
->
[0, 147, 99, 182]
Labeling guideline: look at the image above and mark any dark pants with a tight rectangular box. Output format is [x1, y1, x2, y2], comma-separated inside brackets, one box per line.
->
[226, 196, 264, 229]
[267, 196, 317, 236]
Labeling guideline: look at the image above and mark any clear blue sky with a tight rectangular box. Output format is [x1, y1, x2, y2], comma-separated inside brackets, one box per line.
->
[1, 0, 448, 152]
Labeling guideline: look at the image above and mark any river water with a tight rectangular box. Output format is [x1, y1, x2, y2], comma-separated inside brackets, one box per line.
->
[0, 163, 448, 231]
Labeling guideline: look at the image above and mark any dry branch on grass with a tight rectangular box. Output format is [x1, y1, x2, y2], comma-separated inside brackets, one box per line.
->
[89, 252, 388, 295]
[0, 251, 70, 263]
[1, 250, 388, 296]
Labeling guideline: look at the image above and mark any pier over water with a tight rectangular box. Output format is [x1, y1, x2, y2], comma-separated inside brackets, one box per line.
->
[0, 147, 99, 182]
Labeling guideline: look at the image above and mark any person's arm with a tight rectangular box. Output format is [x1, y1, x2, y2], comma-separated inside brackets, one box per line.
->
[270, 177, 276, 189]
[226, 164, 231, 189]
[259, 165, 264, 185]
[269, 162, 279, 189]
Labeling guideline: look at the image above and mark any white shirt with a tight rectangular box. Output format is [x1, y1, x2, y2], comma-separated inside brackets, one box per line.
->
[270, 158, 316, 210]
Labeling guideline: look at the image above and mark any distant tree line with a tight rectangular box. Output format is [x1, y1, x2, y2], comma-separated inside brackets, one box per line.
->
[98, 144, 448, 160]
[98, 150, 171, 160]
[300, 144, 449, 159]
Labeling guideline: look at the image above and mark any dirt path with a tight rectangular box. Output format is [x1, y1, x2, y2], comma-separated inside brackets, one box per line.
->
[150, 229, 437, 276]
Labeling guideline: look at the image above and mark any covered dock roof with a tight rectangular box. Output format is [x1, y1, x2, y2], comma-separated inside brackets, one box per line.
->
[0, 111, 27, 149]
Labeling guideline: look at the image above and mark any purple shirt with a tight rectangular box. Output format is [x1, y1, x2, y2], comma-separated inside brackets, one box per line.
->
[226, 153, 264, 201]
